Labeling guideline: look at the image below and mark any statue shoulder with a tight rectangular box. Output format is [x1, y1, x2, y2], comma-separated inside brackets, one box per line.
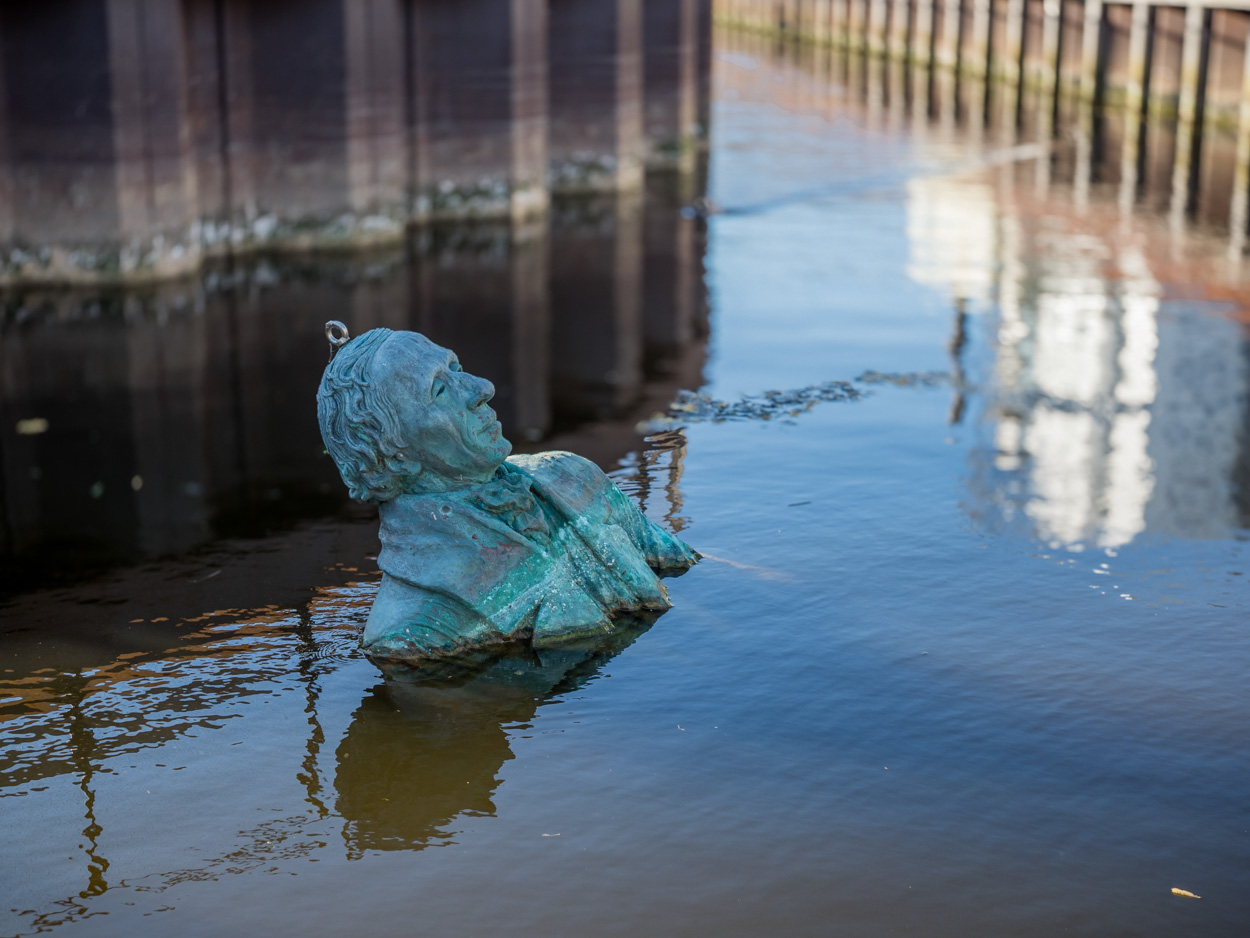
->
[362, 573, 498, 659]
[507, 453, 698, 573]
[507, 450, 606, 484]
[376, 492, 537, 596]
[506, 451, 613, 514]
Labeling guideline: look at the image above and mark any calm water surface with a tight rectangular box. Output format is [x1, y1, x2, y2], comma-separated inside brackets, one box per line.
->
[3, 38, 1250, 937]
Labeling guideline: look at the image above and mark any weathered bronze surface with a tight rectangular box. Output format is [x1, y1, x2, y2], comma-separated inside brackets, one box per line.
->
[317, 325, 697, 678]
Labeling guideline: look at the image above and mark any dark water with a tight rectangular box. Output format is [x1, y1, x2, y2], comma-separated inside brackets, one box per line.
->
[0, 185, 707, 597]
[4, 35, 1250, 937]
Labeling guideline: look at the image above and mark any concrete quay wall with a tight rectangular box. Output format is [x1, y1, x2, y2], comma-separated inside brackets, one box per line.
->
[0, 0, 713, 284]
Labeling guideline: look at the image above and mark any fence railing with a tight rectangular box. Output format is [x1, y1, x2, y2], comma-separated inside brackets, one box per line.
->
[716, 0, 1250, 248]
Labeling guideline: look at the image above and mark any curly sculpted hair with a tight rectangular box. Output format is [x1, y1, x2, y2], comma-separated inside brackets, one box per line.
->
[317, 328, 426, 502]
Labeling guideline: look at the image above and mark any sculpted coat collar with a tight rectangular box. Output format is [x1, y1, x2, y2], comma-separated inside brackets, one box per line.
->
[458, 464, 550, 541]
[373, 452, 697, 647]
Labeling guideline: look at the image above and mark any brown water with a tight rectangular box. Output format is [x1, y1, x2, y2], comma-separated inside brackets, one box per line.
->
[4, 34, 1250, 937]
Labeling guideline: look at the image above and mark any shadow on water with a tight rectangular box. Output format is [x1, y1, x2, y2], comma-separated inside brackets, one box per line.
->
[0, 178, 710, 599]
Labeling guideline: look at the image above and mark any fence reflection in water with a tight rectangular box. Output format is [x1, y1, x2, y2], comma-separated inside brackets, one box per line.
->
[719, 0, 1250, 246]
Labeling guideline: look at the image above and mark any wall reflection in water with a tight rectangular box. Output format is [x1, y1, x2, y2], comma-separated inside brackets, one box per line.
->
[908, 163, 1250, 549]
[725, 28, 1250, 550]
[0, 179, 709, 595]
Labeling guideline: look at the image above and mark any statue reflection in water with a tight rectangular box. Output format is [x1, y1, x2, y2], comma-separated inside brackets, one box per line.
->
[334, 616, 654, 854]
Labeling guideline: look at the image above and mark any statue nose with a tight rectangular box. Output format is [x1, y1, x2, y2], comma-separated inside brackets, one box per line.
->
[472, 377, 495, 407]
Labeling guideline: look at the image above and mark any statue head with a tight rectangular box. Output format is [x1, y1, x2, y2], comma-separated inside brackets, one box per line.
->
[317, 329, 512, 502]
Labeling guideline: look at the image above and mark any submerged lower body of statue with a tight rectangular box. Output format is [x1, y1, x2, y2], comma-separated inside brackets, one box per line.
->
[316, 325, 698, 681]
[363, 452, 697, 679]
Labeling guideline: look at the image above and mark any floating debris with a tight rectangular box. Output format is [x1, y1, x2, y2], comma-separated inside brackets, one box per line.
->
[856, 370, 949, 387]
[1171, 888, 1202, 899]
[638, 371, 950, 432]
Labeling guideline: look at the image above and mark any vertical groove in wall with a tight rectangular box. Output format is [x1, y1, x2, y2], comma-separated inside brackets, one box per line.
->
[212, 0, 234, 233]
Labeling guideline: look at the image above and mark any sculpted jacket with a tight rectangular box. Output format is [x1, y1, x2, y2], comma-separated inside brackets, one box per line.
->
[361, 451, 698, 669]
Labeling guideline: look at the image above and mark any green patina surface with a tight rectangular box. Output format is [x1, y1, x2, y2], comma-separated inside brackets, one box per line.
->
[317, 326, 698, 680]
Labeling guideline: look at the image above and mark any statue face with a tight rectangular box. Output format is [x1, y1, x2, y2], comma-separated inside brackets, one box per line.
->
[375, 333, 512, 485]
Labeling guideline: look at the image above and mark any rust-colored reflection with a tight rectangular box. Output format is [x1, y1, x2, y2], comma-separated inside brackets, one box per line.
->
[0, 575, 660, 929]
[0, 580, 367, 929]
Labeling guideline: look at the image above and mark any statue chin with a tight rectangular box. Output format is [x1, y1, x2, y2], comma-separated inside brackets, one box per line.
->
[317, 325, 699, 674]
[414, 422, 513, 491]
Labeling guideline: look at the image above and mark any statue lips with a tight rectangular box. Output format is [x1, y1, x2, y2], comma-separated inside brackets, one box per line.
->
[475, 410, 504, 445]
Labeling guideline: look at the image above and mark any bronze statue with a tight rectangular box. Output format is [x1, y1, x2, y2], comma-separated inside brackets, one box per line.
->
[317, 323, 697, 679]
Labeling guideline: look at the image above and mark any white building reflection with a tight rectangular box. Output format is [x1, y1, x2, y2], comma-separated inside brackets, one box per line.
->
[907, 168, 1250, 549]
[905, 177, 997, 312]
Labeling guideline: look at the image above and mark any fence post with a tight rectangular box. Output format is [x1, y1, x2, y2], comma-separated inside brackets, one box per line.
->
[936, 0, 960, 69]
[1039, 0, 1061, 107]
[914, 0, 934, 65]
[1073, 0, 1103, 209]
[1002, 0, 1024, 81]
[812, 0, 833, 44]
[888, 0, 909, 59]
[782, 0, 800, 35]
[969, 0, 992, 78]
[1119, 1, 1150, 217]
[1229, 9, 1250, 259]
[831, 0, 847, 47]
[869, 0, 889, 52]
[1079, 0, 1104, 101]
[1170, 1, 1205, 232]
[998, 0, 1025, 136]
[849, 0, 866, 51]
